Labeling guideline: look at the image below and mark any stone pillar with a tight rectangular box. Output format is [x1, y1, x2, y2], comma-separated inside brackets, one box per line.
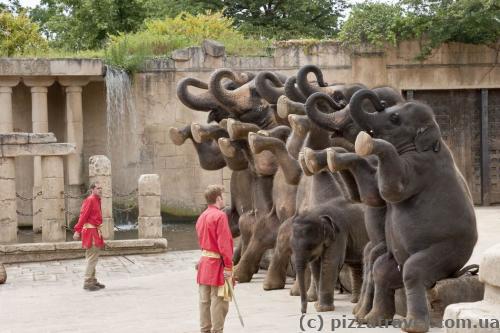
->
[59, 78, 89, 222]
[89, 155, 113, 240]
[24, 77, 55, 233]
[41, 156, 65, 242]
[0, 77, 20, 244]
[444, 244, 500, 332]
[138, 174, 162, 239]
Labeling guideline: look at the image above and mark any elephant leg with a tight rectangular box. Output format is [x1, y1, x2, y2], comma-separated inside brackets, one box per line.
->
[315, 238, 346, 312]
[308, 259, 320, 302]
[401, 242, 463, 333]
[349, 262, 363, 304]
[355, 241, 387, 321]
[353, 242, 373, 315]
[233, 239, 242, 265]
[287, 114, 310, 159]
[263, 219, 292, 290]
[363, 252, 402, 326]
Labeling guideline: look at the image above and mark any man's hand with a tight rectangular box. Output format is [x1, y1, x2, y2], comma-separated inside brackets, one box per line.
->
[73, 232, 81, 241]
[223, 268, 232, 280]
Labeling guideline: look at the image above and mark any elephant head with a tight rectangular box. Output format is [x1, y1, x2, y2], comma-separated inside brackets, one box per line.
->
[350, 89, 441, 153]
[305, 86, 404, 143]
[209, 68, 264, 115]
[255, 71, 286, 104]
[292, 212, 340, 313]
[284, 75, 307, 103]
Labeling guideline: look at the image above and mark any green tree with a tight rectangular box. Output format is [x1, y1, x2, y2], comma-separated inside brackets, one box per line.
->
[0, 10, 49, 56]
[223, 0, 347, 39]
[30, 0, 150, 50]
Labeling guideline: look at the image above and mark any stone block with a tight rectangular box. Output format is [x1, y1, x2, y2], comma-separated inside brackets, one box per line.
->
[41, 156, 64, 178]
[100, 197, 113, 218]
[101, 217, 114, 240]
[42, 177, 64, 199]
[396, 274, 485, 327]
[0, 220, 17, 243]
[2, 143, 75, 157]
[28, 133, 57, 143]
[484, 284, 500, 304]
[54, 242, 82, 250]
[139, 174, 161, 196]
[0, 132, 57, 144]
[202, 39, 225, 57]
[0, 178, 16, 201]
[16, 243, 56, 252]
[139, 195, 160, 217]
[138, 216, 163, 239]
[443, 301, 500, 333]
[479, 244, 500, 288]
[0, 158, 15, 178]
[41, 219, 66, 242]
[89, 155, 111, 177]
[0, 199, 17, 221]
[172, 48, 191, 61]
[42, 199, 65, 220]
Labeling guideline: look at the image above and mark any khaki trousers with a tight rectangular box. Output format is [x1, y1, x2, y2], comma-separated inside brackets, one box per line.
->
[84, 246, 100, 282]
[199, 284, 229, 333]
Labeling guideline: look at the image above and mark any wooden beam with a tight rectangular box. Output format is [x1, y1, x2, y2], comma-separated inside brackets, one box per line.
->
[481, 89, 490, 206]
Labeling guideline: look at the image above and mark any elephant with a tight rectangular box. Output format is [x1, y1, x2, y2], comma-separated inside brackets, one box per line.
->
[291, 183, 368, 313]
[284, 75, 307, 103]
[347, 88, 477, 333]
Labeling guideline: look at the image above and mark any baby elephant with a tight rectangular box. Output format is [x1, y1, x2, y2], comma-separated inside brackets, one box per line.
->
[292, 201, 368, 313]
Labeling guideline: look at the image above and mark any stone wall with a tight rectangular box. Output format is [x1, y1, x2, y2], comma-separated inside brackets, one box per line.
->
[2, 40, 499, 222]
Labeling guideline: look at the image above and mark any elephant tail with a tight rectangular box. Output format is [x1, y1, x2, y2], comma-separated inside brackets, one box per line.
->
[451, 264, 479, 278]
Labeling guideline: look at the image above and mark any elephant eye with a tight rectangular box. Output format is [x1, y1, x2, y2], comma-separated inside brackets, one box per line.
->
[390, 112, 401, 125]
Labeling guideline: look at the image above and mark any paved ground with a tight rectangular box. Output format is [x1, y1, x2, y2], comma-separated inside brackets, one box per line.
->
[1, 207, 499, 333]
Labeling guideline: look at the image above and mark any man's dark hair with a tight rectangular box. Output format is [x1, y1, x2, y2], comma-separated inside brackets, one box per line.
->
[89, 182, 99, 191]
[204, 185, 224, 204]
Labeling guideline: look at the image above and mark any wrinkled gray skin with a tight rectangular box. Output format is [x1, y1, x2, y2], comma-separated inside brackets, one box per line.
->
[348, 89, 477, 333]
[305, 87, 405, 322]
[291, 177, 368, 313]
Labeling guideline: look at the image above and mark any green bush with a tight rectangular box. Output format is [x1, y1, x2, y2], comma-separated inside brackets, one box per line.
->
[103, 11, 271, 72]
[0, 10, 49, 56]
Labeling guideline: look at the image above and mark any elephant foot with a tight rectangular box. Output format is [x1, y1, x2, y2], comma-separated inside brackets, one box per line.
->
[190, 122, 205, 143]
[307, 290, 318, 302]
[303, 147, 327, 173]
[219, 118, 228, 130]
[233, 264, 253, 283]
[298, 152, 313, 176]
[350, 293, 360, 304]
[277, 95, 290, 119]
[362, 308, 394, 327]
[169, 127, 188, 145]
[352, 301, 362, 315]
[0, 264, 6, 284]
[290, 280, 301, 296]
[263, 274, 286, 290]
[218, 138, 236, 158]
[401, 315, 430, 333]
[314, 302, 335, 312]
[227, 118, 260, 140]
[355, 131, 374, 156]
[288, 114, 310, 136]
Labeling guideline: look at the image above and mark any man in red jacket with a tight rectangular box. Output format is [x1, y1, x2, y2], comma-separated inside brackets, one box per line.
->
[196, 185, 234, 333]
[73, 182, 105, 291]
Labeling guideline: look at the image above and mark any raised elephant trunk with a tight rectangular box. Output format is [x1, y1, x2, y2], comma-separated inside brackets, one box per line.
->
[209, 68, 255, 114]
[255, 71, 285, 104]
[176, 77, 220, 111]
[284, 76, 306, 103]
[349, 89, 385, 132]
[297, 64, 328, 98]
[305, 92, 347, 132]
[277, 96, 306, 119]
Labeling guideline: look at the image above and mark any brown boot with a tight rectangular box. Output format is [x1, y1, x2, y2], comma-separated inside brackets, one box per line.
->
[92, 278, 105, 289]
[83, 279, 100, 291]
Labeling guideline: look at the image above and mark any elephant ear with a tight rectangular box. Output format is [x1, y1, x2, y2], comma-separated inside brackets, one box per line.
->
[320, 215, 339, 245]
[414, 124, 441, 153]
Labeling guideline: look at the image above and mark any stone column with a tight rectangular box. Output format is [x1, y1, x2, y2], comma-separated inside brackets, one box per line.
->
[138, 174, 162, 239]
[444, 244, 500, 332]
[24, 77, 55, 233]
[89, 155, 113, 240]
[59, 78, 89, 223]
[0, 77, 20, 244]
[41, 156, 65, 242]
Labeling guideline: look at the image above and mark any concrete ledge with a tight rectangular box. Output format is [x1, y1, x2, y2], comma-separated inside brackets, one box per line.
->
[0, 133, 57, 145]
[0, 239, 168, 264]
[0, 143, 75, 157]
[0, 59, 105, 76]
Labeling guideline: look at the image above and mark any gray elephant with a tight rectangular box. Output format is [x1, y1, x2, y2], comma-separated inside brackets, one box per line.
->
[348, 89, 477, 333]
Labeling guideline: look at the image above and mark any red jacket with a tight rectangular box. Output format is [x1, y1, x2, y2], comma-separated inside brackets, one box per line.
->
[196, 205, 234, 286]
[74, 194, 104, 249]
